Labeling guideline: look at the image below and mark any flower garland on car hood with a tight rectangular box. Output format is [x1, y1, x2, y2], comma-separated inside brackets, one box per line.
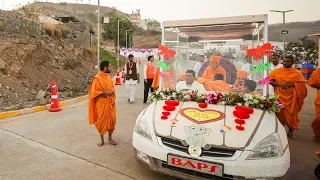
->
[150, 89, 283, 113]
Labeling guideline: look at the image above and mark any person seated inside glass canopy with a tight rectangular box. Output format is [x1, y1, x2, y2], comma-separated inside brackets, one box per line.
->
[230, 70, 249, 92]
[176, 70, 206, 93]
[242, 79, 262, 96]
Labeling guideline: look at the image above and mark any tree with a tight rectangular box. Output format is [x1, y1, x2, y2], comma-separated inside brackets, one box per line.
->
[102, 16, 136, 50]
[285, 36, 318, 64]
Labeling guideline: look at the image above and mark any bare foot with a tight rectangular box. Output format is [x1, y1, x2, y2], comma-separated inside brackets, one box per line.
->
[97, 143, 104, 147]
[313, 136, 320, 142]
[287, 131, 297, 140]
[108, 139, 117, 145]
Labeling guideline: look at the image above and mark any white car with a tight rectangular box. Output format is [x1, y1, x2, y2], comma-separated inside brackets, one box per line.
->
[132, 95, 289, 180]
[132, 14, 290, 180]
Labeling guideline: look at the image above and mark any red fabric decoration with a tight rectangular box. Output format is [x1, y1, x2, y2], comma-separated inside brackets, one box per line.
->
[158, 45, 176, 60]
[165, 100, 173, 106]
[233, 110, 250, 119]
[162, 112, 171, 116]
[235, 119, 245, 125]
[161, 116, 168, 120]
[165, 100, 179, 106]
[198, 103, 208, 108]
[246, 42, 273, 60]
[163, 105, 176, 111]
[235, 106, 254, 114]
[172, 100, 179, 106]
[236, 125, 245, 131]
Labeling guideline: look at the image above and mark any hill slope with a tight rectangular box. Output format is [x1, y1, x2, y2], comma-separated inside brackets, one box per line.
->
[22, 2, 319, 47]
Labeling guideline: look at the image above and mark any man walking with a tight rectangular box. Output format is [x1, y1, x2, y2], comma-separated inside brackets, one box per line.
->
[88, 61, 117, 146]
[269, 56, 307, 139]
[123, 54, 140, 104]
[143, 55, 156, 103]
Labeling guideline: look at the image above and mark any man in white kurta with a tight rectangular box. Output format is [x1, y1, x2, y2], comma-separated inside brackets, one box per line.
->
[123, 54, 140, 104]
[176, 70, 206, 93]
[269, 54, 283, 97]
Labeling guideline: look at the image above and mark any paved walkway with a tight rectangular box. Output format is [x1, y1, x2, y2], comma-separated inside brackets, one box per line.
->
[0, 63, 319, 179]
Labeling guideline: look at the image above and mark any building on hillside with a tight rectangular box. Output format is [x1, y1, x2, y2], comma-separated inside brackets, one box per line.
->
[128, 9, 147, 30]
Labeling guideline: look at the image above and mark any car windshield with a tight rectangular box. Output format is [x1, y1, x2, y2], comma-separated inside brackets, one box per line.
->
[159, 15, 270, 96]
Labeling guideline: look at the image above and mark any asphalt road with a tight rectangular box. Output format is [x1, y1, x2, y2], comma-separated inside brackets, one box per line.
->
[0, 62, 319, 180]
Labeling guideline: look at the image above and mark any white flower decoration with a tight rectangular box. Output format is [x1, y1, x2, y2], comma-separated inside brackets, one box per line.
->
[237, 103, 242, 106]
[244, 103, 249, 107]
[259, 96, 266, 101]
[259, 104, 264, 108]
[253, 99, 259, 104]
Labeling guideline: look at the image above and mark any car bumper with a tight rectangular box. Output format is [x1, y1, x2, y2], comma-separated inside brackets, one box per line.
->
[132, 132, 290, 179]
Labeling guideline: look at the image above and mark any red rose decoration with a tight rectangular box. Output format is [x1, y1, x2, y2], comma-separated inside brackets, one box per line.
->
[163, 105, 176, 111]
[264, 103, 271, 108]
[198, 103, 208, 108]
[162, 112, 171, 116]
[233, 110, 250, 119]
[161, 116, 168, 120]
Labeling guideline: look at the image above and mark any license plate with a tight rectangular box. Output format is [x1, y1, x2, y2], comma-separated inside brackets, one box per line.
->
[167, 154, 223, 177]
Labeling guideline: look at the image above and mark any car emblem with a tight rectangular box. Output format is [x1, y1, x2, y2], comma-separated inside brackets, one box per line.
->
[179, 108, 225, 124]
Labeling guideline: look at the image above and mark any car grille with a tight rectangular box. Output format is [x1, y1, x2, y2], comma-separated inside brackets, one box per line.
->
[160, 137, 237, 158]
[157, 160, 235, 180]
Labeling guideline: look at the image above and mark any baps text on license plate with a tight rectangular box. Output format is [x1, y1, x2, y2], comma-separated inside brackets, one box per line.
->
[167, 154, 223, 176]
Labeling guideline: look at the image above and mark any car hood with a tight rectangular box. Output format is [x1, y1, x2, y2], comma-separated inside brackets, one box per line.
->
[151, 100, 278, 150]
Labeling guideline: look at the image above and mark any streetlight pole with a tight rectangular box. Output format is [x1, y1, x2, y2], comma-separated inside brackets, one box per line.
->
[117, 19, 124, 68]
[126, 29, 133, 60]
[270, 10, 293, 59]
[97, 0, 100, 69]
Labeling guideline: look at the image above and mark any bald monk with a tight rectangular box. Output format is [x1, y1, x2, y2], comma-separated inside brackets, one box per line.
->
[88, 61, 117, 146]
[307, 67, 320, 142]
[231, 70, 249, 93]
[201, 56, 227, 81]
[269, 56, 307, 139]
[244, 80, 262, 96]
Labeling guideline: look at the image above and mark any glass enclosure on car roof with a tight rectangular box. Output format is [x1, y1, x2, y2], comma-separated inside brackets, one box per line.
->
[159, 14, 269, 96]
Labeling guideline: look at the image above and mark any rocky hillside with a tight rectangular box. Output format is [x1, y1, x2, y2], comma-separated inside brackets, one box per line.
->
[0, 10, 123, 112]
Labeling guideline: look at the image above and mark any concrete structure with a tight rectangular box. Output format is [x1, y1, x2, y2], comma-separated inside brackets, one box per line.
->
[128, 9, 147, 30]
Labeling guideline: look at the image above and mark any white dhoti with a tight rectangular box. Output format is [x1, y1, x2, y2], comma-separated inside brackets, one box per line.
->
[125, 79, 138, 102]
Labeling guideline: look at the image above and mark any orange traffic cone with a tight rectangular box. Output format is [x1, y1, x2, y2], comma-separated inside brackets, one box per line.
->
[49, 80, 62, 112]
[115, 71, 122, 85]
[121, 65, 125, 78]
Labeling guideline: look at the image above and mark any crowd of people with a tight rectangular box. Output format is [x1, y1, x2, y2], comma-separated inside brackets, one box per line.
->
[86, 52, 320, 146]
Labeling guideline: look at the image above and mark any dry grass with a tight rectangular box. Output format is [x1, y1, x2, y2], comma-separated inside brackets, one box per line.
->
[43, 23, 69, 39]
[0, 20, 5, 27]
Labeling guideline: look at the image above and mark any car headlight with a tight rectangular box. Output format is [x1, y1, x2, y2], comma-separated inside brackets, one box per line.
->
[247, 133, 283, 159]
[134, 115, 153, 141]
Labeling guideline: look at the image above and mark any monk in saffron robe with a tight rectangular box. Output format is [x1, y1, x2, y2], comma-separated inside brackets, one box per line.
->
[88, 61, 117, 146]
[269, 56, 307, 139]
[307, 68, 320, 142]
[198, 73, 230, 92]
[201, 56, 227, 81]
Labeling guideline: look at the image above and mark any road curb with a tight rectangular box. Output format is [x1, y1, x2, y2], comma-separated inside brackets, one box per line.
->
[0, 95, 89, 120]
[0, 76, 121, 120]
